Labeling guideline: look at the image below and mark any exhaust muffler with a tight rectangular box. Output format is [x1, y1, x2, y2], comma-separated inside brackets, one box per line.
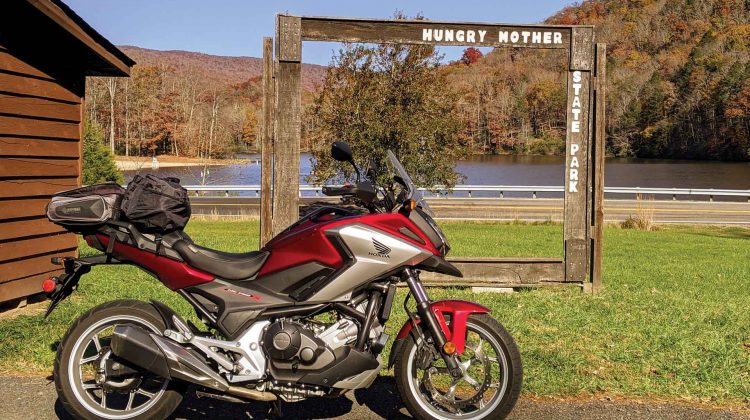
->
[111, 325, 276, 401]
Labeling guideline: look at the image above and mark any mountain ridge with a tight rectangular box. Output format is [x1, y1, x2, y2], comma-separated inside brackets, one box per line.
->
[118, 45, 327, 90]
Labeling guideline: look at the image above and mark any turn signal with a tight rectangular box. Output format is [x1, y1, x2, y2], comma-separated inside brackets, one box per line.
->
[405, 199, 416, 211]
[42, 278, 57, 294]
[443, 341, 456, 355]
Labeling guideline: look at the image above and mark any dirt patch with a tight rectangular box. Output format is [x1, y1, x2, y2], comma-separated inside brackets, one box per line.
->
[0, 296, 48, 320]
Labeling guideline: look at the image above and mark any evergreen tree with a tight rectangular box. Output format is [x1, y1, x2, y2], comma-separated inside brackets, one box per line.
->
[82, 119, 124, 185]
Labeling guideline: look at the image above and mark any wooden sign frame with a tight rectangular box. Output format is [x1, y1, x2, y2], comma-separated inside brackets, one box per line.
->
[261, 15, 606, 292]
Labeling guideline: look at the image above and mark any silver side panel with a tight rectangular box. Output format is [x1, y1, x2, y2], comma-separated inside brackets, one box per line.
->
[308, 224, 431, 302]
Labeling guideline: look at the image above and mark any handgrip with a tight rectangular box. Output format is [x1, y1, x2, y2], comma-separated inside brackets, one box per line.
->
[322, 185, 354, 196]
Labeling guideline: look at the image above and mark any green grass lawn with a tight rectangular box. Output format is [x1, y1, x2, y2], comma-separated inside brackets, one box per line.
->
[0, 220, 749, 407]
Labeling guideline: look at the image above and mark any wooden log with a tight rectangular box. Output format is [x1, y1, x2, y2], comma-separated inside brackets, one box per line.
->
[570, 27, 595, 71]
[563, 67, 593, 282]
[0, 136, 79, 158]
[0, 271, 62, 303]
[2, 250, 74, 282]
[272, 16, 302, 236]
[0, 114, 80, 139]
[0, 157, 79, 178]
[591, 43, 607, 293]
[0, 72, 79, 103]
[0, 178, 78, 198]
[0, 198, 52, 219]
[260, 37, 274, 247]
[300, 16, 573, 49]
[0, 50, 55, 79]
[0, 233, 77, 263]
[0, 217, 66, 242]
[0, 93, 80, 122]
[420, 258, 565, 285]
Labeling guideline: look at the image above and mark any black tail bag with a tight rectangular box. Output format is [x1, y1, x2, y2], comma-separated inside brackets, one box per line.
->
[120, 174, 191, 233]
[47, 183, 125, 231]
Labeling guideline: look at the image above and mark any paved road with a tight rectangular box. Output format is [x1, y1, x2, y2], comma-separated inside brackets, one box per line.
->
[190, 197, 750, 226]
[2, 376, 747, 420]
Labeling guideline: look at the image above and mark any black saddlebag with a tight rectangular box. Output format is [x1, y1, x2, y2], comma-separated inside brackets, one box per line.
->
[46, 183, 125, 231]
[120, 174, 191, 233]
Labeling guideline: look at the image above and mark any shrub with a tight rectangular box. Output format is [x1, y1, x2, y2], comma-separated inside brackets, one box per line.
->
[621, 194, 656, 231]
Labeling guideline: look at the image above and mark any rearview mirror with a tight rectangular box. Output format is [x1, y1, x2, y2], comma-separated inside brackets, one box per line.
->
[331, 141, 353, 163]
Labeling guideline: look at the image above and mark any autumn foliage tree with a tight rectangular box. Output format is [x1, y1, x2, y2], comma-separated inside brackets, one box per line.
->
[85, 64, 263, 160]
[305, 39, 468, 188]
[460, 47, 483, 65]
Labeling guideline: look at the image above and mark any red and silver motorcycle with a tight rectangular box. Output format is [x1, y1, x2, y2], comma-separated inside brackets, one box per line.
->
[46, 142, 522, 419]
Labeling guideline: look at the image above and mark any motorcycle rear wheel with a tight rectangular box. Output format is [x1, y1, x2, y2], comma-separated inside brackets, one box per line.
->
[394, 313, 522, 420]
[54, 300, 185, 420]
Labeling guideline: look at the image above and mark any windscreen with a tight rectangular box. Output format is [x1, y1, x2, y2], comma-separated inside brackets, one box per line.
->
[386, 150, 434, 216]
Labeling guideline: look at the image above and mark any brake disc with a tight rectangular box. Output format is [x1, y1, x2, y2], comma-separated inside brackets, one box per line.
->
[420, 346, 492, 411]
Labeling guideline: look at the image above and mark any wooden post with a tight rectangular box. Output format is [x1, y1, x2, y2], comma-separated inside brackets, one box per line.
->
[262, 15, 602, 289]
[564, 27, 594, 283]
[591, 43, 607, 293]
[259, 37, 274, 247]
[272, 15, 302, 237]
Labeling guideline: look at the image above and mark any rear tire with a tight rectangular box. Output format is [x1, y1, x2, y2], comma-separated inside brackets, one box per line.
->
[394, 313, 522, 419]
[54, 300, 185, 420]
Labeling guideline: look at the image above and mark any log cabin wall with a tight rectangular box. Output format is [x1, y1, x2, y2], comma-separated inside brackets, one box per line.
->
[0, 0, 133, 304]
[0, 46, 83, 303]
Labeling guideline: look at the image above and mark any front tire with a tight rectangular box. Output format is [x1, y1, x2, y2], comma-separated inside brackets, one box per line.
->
[54, 300, 185, 420]
[394, 313, 522, 419]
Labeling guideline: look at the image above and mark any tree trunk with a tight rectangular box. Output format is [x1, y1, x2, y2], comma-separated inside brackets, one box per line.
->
[124, 79, 130, 157]
[106, 78, 117, 154]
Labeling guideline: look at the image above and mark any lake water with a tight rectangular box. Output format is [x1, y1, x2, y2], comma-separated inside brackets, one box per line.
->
[124, 153, 750, 198]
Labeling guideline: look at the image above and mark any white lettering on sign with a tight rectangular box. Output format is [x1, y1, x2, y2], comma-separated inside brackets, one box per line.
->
[568, 71, 585, 193]
[570, 71, 583, 134]
[569, 144, 580, 193]
[422, 28, 564, 45]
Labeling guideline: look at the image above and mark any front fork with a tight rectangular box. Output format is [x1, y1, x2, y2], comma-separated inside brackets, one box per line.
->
[403, 268, 463, 378]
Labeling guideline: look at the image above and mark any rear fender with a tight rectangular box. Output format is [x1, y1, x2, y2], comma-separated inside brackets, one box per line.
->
[388, 300, 490, 368]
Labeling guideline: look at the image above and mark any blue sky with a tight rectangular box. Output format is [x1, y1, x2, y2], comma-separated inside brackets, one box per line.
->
[65, 0, 574, 65]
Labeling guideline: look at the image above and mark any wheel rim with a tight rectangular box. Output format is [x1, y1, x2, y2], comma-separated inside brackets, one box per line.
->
[67, 315, 169, 419]
[406, 322, 510, 419]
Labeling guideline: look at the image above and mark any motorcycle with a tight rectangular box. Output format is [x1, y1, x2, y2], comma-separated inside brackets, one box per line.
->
[44, 142, 522, 419]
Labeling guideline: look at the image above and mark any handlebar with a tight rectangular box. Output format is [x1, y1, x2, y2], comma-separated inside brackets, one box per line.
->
[322, 185, 356, 197]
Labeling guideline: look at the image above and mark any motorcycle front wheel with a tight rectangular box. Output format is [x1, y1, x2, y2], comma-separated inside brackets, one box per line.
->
[394, 313, 522, 420]
[54, 300, 185, 420]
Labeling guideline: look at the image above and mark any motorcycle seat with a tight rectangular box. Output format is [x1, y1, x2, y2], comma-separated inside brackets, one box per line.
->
[167, 231, 269, 280]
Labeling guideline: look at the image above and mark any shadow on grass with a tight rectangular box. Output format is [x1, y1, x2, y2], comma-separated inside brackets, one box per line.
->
[54, 377, 410, 419]
[687, 227, 750, 240]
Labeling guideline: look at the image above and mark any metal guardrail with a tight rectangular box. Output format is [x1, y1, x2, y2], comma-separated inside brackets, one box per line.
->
[182, 185, 750, 201]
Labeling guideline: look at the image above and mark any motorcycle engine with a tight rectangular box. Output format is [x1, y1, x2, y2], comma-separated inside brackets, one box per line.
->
[262, 320, 326, 364]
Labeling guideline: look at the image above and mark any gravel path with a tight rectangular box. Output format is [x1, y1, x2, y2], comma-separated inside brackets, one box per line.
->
[1, 375, 747, 419]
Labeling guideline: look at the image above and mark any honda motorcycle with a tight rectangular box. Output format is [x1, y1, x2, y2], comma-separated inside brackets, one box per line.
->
[44, 142, 522, 419]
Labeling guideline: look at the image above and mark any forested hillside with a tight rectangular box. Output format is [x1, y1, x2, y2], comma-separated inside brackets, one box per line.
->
[447, 0, 750, 160]
[550, 0, 750, 160]
[86, 0, 750, 161]
[85, 47, 325, 158]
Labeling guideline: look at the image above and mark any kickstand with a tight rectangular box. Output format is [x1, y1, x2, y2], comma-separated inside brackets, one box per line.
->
[267, 400, 282, 418]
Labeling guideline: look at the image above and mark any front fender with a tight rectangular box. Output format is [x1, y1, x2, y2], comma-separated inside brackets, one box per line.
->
[388, 300, 490, 368]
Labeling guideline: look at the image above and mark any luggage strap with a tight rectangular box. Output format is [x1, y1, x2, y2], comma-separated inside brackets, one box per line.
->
[154, 234, 163, 255]
[106, 195, 125, 262]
